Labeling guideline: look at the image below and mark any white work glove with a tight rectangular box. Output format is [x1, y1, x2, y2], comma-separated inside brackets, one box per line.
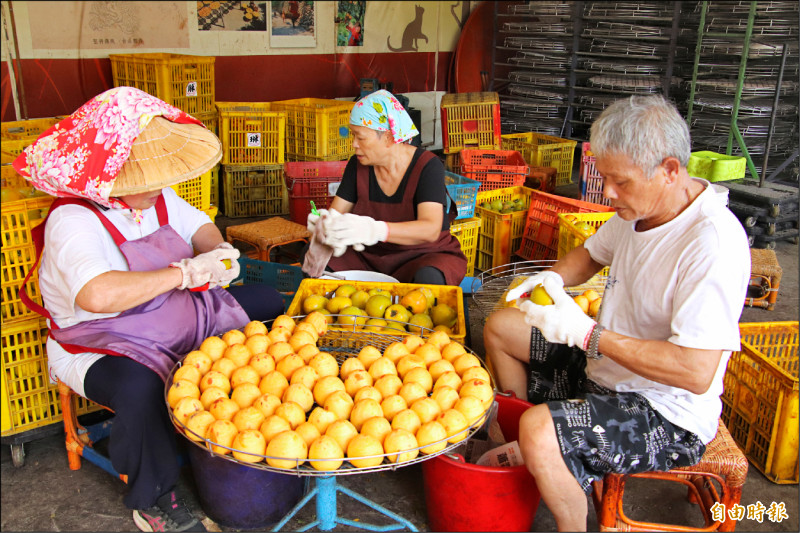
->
[209, 242, 241, 288]
[505, 270, 565, 303]
[171, 245, 240, 290]
[517, 276, 596, 350]
[321, 209, 389, 258]
[307, 209, 329, 234]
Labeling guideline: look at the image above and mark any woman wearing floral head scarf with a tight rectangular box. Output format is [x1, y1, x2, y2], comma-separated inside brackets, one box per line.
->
[306, 90, 467, 286]
[14, 87, 285, 532]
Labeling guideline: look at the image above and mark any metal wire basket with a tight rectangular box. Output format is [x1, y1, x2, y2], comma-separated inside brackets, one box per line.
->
[166, 323, 496, 477]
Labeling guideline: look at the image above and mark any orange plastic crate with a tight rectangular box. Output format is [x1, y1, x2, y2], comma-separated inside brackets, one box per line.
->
[459, 150, 528, 193]
[517, 191, 614, 260]
[441, 92, 501, 153]
[269, 98, 354, 161]
[283, 161, 348, 225]
[475, 186, 536, 271]
[216, 102, 286, 166]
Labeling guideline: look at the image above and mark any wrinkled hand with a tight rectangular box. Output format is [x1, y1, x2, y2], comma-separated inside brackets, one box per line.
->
[517, 277, 596, 350]
[171, 245, 240, 290]
[322, 210, 388, 258]
[307, 209, 329, 234]
[505, 270, 564, 302]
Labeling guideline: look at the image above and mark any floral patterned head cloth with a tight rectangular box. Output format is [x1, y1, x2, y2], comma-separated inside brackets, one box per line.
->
[350, 89, 419, 144]
[12, 86, 203, 209]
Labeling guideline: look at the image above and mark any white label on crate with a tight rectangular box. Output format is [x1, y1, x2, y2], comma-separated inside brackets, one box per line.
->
[328, 181, 341, 196]
[185, 81, 198, 97]
[247, 133, 262, 147]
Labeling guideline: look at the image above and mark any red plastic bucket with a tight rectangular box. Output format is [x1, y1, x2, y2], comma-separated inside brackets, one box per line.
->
[422, 392, 541, 532]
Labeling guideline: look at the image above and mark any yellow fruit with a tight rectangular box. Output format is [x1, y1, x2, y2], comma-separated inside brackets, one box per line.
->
[275, 401, 306, 429]
[365, 294, 393, 318]
[267, 327, 292, 345]
[326, 419, 359, 452]
[382, 321, 407, 334]
[357, 345, 383, 369]
[276, 353, 305, 380]
[290, 365, 320, 390]
[253, 393, 282, 418]
[172, 397, 204, 428]
[430, 304, 457, 328]
[459, 378, 494, 407]
[309, 352, 339, 378]
[258, 370, 289, 398]
[408, 313, 434, 335]
[260, 414, 292, 442]
[350, 290, 370, 310]
[344, 369, 374, 397]
[373, 374, 403, 399]
[433, 325, 452, 335]
[384, 303, 412, 323]
[249, 352, 276, 377]
[428, 359, 456, 382]
[266, 430, 308, 469]
[295, 421, 322, 447]
[339, 357, 365, 380]
[426, 330, 452, 350]
[200, 387, 229, 410]
[282, 383, 315, 413]
[182, 350, 213, 376]
[244, 334, 270, 357]
[399, 381, 427, 406]
[294, 322, 319, 342]
[454, 396, 485, 425]
[461, 366, 491, 385]
[199, 336, 227, 361]
[402, 335, 426, 353]
[313, 375, 346, 405]
[324, 389, 355, 420]
[334, 284, 358, 299]
[297, 344, 321, 364]
[304, 311, 329, 336]
[350, 398, 384, 431]
[211, 357, 237, 379]
[453, 353, 482, 376]
[231, 365, 260, 389]
[438, 408, 470, 443]
[361, 417, 392, 443]
[588, 297, 602, 318]
[289, 330, 317, 352]
[416, 343, 443, 367]
[185, 411, 216, 442]
[346, 433, 384, 468]
[206, 419, 238, 455]
[396, 354, 425, 379]
[433, 371, 462, 392]
[441, 342, 467, 363]
[243, 320, 268, 337]
[530, 284, 554, 306]
[337, 306, 369, 329]
[308, 435, 344, 471]
[380, 394, 408, 422]
[209, 397, 240, 421]
[326, 295, 353, 314]
[267, 341, 294, 363]
[353, 386, 383, 404]
[368, 357, 397, 381]
[167, 379, 200, 409]
[403, 367, 433, 394]
[430, 385, 460, 412]
[200, 371, 231, 395]
[573, 294, 590, 315]
[410, 397, 442, 424]
[417, 420, 448, 454]
[391, 408, 422, 434]
[384, 428, 419, 463]
[222, 329, 247, 346]
[418, 286, 436, 309]
[230, 382, 262, 408]
[364, 318, 389, 332]
[173, 365, 201, 387]
[232, 406, 266, 431]
[383, 342, 411, 364]
[308, 406, 339, 434]
[400, 290, 428, 315]
[303, 294, 329, 315]
[232, 429, 266, 463]
[575, 222, 596, 237]
[272, 315, 296, 333]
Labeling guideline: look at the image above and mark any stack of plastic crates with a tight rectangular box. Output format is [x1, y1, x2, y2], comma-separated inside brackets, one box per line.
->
[721, 321, 798, 484]
[459, 149, 528, 193]
[441, 92, 501, 156]
[269, 98, 355, 162]
[502, 132, 577, 189]
[474, 186, 537, 271]
[517, 191, 614, 261]
[578, 142, 611, 207]
[283, 161, 349, 225]
[1, 193, 102, 465]
[216, 102, 288, 218]
[1, 116, 65, 186]
[557, 212, 616, 276]
[450, 217, 481, 277]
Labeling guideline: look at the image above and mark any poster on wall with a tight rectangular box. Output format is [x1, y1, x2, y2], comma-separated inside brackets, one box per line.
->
[335, 1, 365, 47]
[270, 1, 316, 47]
[197, 1, 268, 31]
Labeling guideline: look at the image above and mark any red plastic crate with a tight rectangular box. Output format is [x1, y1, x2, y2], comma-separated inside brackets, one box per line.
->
[459, 150, 528, 193]
[579, 142, 612, 207]
[517, 191, 614, 260]
[283, 161, 348, 225]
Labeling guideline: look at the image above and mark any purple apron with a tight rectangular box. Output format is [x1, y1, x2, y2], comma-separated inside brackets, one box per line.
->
[20, 196, 249, 381]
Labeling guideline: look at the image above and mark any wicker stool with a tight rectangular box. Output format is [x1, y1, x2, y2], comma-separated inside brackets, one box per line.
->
[746, 248, 782, 310]
[226, 217, 311, 262]
[592, 419, 748, 532]
[58, 379, 128, 482]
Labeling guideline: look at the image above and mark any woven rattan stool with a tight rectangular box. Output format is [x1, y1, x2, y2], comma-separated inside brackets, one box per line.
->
[226, 217, 311, 262]
[746, 248, 782, 310]
[592, 419, 748, 532]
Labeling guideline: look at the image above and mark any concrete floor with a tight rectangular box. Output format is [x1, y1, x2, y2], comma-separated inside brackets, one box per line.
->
[2, 197, 798, 532]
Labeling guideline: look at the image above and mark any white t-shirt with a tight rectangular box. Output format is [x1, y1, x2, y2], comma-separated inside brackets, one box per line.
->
[583, 179, 750, 443]
[40, 188, 212, 397]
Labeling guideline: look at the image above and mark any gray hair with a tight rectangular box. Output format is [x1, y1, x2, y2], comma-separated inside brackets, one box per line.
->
[589, 95, 691, 179]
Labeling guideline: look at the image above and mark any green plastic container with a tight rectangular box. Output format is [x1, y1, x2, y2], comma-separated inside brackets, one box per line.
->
[687, 151, 746, 182]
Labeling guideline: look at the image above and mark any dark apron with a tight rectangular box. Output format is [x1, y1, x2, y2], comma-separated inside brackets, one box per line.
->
[327, 150, 467, 285]
[20, 196, 249, 381]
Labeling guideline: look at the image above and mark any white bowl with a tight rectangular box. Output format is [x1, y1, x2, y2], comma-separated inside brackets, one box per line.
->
[320, 270, 399, 283]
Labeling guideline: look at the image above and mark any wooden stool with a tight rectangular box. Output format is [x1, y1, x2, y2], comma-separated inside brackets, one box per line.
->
[58, 379, 128, 483]
[592, 419, 748, 532]
[226, 217, 311, 262]
[746, 248, 782, 310]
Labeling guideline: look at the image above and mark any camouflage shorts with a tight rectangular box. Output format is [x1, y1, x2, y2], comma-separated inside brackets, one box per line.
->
[527, 328, 706, 494]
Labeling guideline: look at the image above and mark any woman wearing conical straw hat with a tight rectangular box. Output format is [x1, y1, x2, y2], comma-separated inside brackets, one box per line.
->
[13, 87, 284, 532]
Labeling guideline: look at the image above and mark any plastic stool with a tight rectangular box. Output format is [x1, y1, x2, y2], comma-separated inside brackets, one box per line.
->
[746, 248, 782, 310]
[226, 217, 311, 262]
[592, 419, 748, 532]
[58, 379, 128, 482]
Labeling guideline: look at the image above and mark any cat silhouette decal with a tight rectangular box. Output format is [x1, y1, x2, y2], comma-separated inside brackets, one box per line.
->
[387, 4, 428, 52]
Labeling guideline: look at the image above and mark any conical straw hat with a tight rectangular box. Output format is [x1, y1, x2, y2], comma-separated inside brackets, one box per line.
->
[111, 116, 222, 196]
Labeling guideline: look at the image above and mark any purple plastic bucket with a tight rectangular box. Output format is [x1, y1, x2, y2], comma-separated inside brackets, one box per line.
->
[188, 444, 306, 530]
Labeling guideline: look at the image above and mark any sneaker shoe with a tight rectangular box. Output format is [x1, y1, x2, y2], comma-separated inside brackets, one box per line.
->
[132, 490, 206, 532]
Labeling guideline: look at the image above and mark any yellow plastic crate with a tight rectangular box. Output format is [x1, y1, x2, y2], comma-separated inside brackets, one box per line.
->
[557, 212, 615, 276]
[110, 53, 216, 115]
[222, 164, 288, 218]
[1, 139, 33, 165]
[216, 102, 286, 166]
[170, 167, 211, 211]
[2, 164, 27, 189]
[441, 92, 501, 153]
[1, 116, 63, 140]
[475, 186, 536, 271]
[269, 98, 355, 162]
[209, 164, 219, 208]
[502, 132, 577, 187]
[203, 205, 218, 223]
[1, 318, 103, 436]
[721, 321, 798, 484]
[286, 279, 466, 342]
[687, 151, 747, 183]
[450, 217, 481, 277]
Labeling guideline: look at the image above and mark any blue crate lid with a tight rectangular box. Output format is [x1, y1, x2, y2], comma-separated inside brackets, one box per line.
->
[445, 171, 480, 220]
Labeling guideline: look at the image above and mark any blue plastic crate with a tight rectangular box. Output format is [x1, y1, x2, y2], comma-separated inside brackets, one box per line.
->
[231, 258, 305, 309]
[445, 171, 480, 220]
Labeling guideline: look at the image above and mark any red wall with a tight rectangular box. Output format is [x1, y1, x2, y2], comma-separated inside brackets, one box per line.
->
[1, 52, 453, 121]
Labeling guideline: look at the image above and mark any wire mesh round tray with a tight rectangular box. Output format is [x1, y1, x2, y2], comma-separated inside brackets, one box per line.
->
[508, 51, 572, 70]
[699, 40, 797, 58]
[582, 58, 664, 75]
[691, 96, 798, 117]
[471, 261, 608, 317]
[585, 39, 687, 59]
[508, 2, 573, 17]
[694, 0, 799, 17]
[588, 75, 680, 93]
[693, 78, 799, 97]
[583, 22, 682, 41]
[502, 22, 573, 36]
[166, 325, 496, 477]
[509, 71, 569, 87]
[584, 1, 675, 20]
[504, 37, 571, 53]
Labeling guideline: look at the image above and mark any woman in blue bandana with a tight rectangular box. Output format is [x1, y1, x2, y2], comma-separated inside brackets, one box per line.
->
[307, 90, 467, 286]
